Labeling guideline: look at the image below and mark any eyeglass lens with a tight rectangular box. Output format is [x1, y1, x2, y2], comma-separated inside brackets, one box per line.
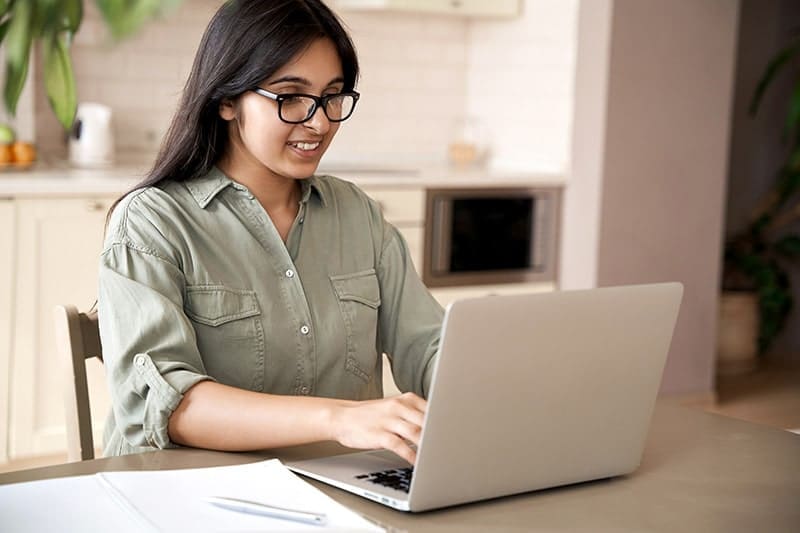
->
[281, 94, 356, 123]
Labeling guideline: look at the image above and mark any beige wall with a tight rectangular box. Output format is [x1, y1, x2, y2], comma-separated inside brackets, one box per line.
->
[595, 0, 739, 395]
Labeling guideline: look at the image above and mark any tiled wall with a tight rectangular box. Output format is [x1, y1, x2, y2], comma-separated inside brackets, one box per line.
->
[33, 1, 576, 173]
[467, 0, 579, 173]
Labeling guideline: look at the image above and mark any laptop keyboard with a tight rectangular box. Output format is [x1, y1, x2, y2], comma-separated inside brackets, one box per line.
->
[356, 467, 414, 493]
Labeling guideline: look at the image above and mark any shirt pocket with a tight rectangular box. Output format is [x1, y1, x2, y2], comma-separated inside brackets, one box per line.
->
[184, 285, 265, 391]
[330, 269, 382, 383]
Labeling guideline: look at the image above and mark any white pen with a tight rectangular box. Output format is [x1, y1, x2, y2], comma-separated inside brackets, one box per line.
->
[205, 496, 328, 526]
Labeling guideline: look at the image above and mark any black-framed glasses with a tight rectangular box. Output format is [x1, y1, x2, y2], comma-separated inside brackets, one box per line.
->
[251, 88, 360, 124]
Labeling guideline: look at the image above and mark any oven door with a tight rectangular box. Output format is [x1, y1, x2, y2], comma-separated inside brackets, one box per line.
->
[422, 187, 559, 288]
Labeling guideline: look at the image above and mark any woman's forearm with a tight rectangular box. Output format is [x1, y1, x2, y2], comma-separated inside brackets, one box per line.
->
[168, 380, 427, 464]
[167, 380, 344, 451]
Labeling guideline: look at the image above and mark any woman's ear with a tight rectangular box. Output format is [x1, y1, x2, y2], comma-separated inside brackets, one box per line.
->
[219, 98, 237, 121]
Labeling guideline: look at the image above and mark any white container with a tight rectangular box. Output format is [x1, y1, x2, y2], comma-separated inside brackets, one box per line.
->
[69, 102, 115, 167]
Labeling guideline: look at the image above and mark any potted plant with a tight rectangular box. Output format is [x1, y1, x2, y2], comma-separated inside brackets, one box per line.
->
[0, 0, 183, 130]
[719, 33, 800, 374]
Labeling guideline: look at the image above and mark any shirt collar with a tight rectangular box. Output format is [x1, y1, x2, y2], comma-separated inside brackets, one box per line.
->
[185, 167, 327, 209]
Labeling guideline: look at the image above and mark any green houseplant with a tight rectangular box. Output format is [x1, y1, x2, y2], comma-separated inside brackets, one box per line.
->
[0, 0, 183, 130]
[721, 32, 800, 361]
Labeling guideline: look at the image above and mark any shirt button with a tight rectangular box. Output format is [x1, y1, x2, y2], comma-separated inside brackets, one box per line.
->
[299, 217, 305, 224]
[285, 269, 295, 278]
[300, 325, 310, 335]
[300, 386, 310, 395]
[135, 355, 145, 366]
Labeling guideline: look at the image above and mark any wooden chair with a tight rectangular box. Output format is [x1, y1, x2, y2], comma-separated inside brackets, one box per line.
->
[53, 305, 102, 461]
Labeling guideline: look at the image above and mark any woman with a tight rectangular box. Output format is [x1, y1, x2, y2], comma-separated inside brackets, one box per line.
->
[98, 0, 443, 465]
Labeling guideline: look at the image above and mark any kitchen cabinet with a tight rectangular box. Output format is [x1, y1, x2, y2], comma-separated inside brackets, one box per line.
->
[335, 0, 520, 17]
[7, 197, 114, 460]
[0, 199, 15, 463]
[361, 186, 425, 272]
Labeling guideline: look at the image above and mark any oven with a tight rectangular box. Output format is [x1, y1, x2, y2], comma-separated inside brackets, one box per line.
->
[422, 187, 560, 288]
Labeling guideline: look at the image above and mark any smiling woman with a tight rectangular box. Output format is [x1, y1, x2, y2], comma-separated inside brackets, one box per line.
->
[97, 0, 444, 466]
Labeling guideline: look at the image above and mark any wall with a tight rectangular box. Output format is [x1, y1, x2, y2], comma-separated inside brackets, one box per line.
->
[595, 0, 739, 395]
[725, 0, 800, 361]
[465, 0, 578, 173]
[559, 0, 613, 290]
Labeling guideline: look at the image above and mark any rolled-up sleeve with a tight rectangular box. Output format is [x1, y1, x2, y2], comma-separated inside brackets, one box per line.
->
[98, 192, 213, 453]
[377, 224, 444, 397]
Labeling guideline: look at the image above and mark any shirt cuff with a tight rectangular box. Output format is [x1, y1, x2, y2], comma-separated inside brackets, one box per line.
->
[132, 353, 211, 449]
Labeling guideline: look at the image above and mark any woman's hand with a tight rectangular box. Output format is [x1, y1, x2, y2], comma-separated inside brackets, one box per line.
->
[329, 392, 427, 465]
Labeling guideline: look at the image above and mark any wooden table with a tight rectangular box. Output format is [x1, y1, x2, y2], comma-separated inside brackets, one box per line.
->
[2, 402, 799, 532]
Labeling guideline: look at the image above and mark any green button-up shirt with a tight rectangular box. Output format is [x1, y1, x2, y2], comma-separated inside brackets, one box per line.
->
[98, 167, 443, 456]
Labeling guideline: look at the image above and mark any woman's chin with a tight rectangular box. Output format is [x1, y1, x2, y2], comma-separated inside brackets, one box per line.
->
[288, 159, 323, 178]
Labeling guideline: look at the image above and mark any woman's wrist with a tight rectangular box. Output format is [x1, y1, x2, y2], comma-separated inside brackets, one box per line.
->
[319, 397, 351, 443]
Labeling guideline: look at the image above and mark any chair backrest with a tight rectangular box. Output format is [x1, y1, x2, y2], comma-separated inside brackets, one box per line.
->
[53, 305, 102, 461]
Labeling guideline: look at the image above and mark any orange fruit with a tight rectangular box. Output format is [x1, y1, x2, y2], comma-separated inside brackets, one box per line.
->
[11, 141, 36, 166]
[0, 144, 12, 166]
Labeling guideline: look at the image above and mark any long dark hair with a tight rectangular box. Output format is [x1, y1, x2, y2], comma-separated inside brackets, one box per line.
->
[112, 0, 358, 212]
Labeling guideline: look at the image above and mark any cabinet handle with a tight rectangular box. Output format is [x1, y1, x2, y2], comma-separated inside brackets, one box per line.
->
[86, 201, 106, 212]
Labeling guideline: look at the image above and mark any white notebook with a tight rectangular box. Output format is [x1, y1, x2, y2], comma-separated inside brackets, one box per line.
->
[0, 459, 382, 532]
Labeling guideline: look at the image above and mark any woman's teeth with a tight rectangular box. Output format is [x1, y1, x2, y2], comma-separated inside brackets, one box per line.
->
[290, 141, 320, 151]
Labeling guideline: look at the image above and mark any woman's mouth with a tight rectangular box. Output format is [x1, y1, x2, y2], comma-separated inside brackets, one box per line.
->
[288, 141, 321, 152]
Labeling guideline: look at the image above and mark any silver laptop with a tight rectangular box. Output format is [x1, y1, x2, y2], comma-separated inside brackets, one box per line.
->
[287, 283, 683, 512]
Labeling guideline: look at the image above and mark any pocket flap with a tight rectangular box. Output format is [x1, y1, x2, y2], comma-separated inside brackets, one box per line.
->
[184, 286, 261, 326]
[330, 269, 381, 308]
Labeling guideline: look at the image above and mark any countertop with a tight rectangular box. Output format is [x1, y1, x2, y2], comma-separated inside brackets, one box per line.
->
[0, 159, 565, 197]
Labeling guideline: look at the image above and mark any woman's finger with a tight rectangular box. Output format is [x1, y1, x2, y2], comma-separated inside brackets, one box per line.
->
[386, 418, 423, 446]
[381, 433, 417, 465]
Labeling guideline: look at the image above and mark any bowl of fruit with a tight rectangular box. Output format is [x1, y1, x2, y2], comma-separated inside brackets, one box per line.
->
[0, 123, 37, 170]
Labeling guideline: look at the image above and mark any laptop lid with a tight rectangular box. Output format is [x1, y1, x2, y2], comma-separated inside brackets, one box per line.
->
[407, 282, 683, 510]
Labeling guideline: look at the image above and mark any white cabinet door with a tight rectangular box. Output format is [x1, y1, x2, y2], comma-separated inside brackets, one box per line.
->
[9, 197, 116, 459]
[336, 0, 520, 17]
[0, 199, 15, 463]
[361, 186, 425, 274]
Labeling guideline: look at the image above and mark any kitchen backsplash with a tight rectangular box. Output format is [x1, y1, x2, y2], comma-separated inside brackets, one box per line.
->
[33, 0, 576, 172]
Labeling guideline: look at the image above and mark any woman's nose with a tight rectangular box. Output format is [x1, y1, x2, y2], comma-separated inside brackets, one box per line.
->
[303, 105, 330, 134]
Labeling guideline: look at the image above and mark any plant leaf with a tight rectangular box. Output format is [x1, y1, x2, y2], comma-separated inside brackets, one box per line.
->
[775, 235, 800, 258]
[0, 18, 10, 43]
[61, 0, 82, 34]
[3, 59, 29, 115]
[4, 0, 32, 69]
[750, 37, 800, 116]
[95, 0, 157, 40]
[788, 78, 800, 142]
[43, 33, 77, 130]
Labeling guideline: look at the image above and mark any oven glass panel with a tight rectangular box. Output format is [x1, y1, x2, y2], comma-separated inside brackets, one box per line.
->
[449, 197, 534, 272]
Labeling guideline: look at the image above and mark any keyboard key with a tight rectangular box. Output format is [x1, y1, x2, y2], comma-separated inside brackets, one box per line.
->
[359, 467, 414, 493]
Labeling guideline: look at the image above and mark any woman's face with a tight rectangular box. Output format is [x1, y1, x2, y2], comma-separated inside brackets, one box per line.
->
[220, 38, 345, 181]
